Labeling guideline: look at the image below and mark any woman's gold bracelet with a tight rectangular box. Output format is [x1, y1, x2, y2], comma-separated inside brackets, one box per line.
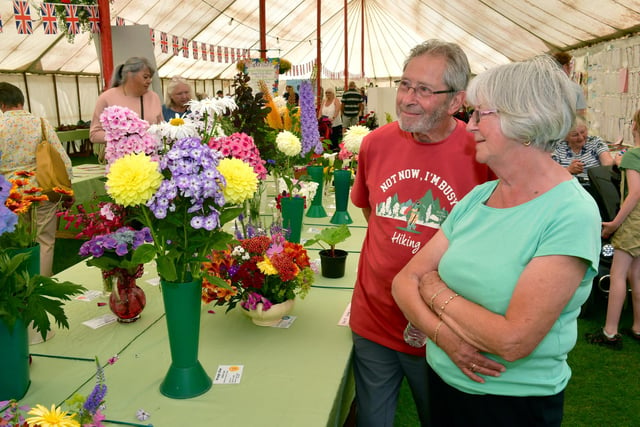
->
[429, 287, 447, 311]
[438, 293, 459, 318]
[433, 321, 444, 345]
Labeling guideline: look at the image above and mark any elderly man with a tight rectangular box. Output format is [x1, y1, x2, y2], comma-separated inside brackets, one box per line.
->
[349, 40, 495, 426]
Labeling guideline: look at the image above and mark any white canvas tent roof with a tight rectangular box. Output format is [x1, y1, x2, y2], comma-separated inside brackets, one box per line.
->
[1, 0, 640, 81]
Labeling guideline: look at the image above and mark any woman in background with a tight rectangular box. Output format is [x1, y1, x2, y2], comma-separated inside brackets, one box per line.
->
[587, 109, 640, 350]
[90, 57, 162, 144]
[318, 88, 342, 152]
[162, 77, 193, 121]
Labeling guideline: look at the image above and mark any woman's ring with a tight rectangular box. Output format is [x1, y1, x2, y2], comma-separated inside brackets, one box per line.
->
[470, 363, 477, 372]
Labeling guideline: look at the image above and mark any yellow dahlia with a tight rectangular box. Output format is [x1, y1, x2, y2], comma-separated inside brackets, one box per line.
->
[276, 130, 301, 157]
[107, 153, 163, 207]
[26, 404, 80, 427]
[218, 158, 258, 204]
[257, 256, 278, 275]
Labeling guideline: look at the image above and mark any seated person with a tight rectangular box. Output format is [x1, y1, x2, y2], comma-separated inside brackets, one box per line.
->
[162, 77, 193, 121]
[552, 116, 613, 184]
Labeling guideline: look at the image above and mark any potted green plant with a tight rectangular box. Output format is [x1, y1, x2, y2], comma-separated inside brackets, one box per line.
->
[305, 224, 352, 278]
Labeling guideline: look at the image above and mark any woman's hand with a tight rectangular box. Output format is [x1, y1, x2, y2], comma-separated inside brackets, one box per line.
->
[437, 324, 505, 383]
[567, 159, 584, 175]
[419, 271, 446, 303]
[602, 221, 618, 239]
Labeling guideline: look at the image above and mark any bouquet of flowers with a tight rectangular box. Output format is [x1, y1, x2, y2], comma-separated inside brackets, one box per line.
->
[79, 226, 155, 275]
[103, 100, 259, 283]
[0, 171, 73, 249]
[337, 124, 371, 173]
[201, 226, 314, 312]
[1, 358, 107, 427]
[58, 200, 126, 240]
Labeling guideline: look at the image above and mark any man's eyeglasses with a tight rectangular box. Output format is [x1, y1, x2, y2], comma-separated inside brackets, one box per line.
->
[397, 79, 456, 99]
[471, 109, 499, 123]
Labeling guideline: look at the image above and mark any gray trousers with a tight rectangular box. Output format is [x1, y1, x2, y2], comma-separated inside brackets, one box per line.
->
[352, 332, 430, 427]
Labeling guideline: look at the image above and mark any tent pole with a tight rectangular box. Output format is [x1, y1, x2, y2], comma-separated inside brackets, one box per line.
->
[344, 0, 348, 89]
[98, 0, 113, 90]
[260, 0, 267, 59]
[361, 0, 365, 80]
[317, 0, 322, 106]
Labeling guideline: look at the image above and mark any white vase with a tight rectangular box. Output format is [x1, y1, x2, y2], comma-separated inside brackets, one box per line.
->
[243, 299, 295, 327]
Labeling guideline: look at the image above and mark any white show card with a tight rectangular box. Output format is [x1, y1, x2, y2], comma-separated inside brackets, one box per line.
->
[338, 303, 351, 326]
[82, 313, 118, 329]
[273, 315, 296, 328]
[75, 290, 104, 302]
[214, 365, 244, 384]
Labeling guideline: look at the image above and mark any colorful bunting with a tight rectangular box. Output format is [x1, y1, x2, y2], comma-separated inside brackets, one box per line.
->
[160, 32, 168, 54]
[172, 35, 179, 56]
[13, 0, 32, 35]
[192, 40, 198, 60]
[217, 46, 222, 62]
[149, 28, 155, 46]
[201, 42, 207, 61]
[64, 4, 79, 35]
[87, 5, 100, 33]
[40, 2, 57, 35]
[182, 38, 189, 58]
[116, 16, 125, 26]
[209, 44, 215, 62]
[0, 14, 3, 33]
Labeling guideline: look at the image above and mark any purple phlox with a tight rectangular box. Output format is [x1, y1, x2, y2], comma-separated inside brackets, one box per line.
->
[241, 292, 273, 311]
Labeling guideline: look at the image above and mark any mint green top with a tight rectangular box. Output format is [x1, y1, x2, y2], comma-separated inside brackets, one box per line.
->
[428, 179, 600, 396]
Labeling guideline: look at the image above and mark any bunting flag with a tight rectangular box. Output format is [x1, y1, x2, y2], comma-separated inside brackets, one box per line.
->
[160, 32, 168, 53]
[116, 16, 125, 26]
[149, 28, 155, 46]
[182, 38, 189, 58]
[209, 44, 215, 62]
[0, 14, 3, 33]
[172, 35, 179, 56]
[87, 5, 100, 33]
[217, 46, 222, 62]
[200, 42, 207, 61]
[64, 4, 80, 35]
[224, 47, 229, 63]
[13, 0, 32, 34]
[192, 40, 198, 60]
[40, 2, 57, 35]
[230, 47, 235, 63]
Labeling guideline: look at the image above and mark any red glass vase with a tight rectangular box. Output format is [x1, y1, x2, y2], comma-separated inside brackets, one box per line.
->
[108, 266, 146, 323]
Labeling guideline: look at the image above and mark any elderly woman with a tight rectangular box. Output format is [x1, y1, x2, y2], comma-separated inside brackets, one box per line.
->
[318, 87, 342, 151]
[162, 77, 193, 121]
[90, 57, 163, 144]
[392, 56, 601, 426]
[552, 116, 613, 184]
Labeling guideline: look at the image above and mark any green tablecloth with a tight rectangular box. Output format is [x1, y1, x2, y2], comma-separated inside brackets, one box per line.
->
[21, 189, 366, 427]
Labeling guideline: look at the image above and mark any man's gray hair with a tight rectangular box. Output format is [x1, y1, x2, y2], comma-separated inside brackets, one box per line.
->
[404, 39, 471, 92]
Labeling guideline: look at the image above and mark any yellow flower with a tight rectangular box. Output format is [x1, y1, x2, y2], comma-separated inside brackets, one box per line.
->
[26, 404, 80, 427]
[343, 125, 371, 154]
[218, 158, 258, 204]
[169, 117, 185, 126]
[257, 256, 278, 275]
[107, 153, 163, 207]
[276, 130, 301, 157]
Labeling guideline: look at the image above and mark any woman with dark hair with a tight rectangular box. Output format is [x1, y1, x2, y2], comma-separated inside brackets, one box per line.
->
[89, 57, 163, 144]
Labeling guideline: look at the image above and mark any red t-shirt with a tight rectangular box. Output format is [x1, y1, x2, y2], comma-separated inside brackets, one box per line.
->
[350, 120, 494, 356]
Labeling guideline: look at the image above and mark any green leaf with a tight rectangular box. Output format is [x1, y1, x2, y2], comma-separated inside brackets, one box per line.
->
[304, 224, 351, 251]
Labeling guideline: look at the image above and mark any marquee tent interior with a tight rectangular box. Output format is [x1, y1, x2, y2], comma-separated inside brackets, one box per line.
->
[1, 0, 640, 127]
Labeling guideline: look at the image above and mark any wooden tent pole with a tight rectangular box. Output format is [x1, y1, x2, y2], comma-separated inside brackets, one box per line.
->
[98, 0, 113, 90]
[317, 0, 322, 105]
[361, 0, 365, 79]
[344, 0, 348, 89]
[260, 0, 267, 59]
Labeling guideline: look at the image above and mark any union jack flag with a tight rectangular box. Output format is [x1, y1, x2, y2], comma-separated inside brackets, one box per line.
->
[116, 16, 125, 26]
[200, 43, 207, 61]
[13, 0, 32, 35]
[224, 47, 229, 63]
[172, 35, 179, 56]
[87, 5, 100, 33]
[64, 5, 80, 35]
[217, 46, 222, 62]
[0, 15, 3, 33]
[182, 38, 189, 58]
[192, 41, 198, 60]
[230, 48, 235, 63]
[40, 3, 57, 35]
[160, 32, 168, 53]
[209, 44, 215, 62]
[149, 28, 155, 46]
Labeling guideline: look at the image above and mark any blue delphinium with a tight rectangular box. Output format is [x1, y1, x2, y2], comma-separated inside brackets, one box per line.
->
[0, 175, 18, 236]
[299, 80, 323, 156]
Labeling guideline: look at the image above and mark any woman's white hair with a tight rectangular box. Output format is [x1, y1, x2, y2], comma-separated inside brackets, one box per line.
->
[466, 55, 576, 152]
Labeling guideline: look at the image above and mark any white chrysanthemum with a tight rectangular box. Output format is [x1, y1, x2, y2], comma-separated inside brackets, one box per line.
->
[188, 97, 238, 117]
[343, 125, 371, 154]
[323, 152, 337, 166]
[276, 130, 301, 157]
[148, 118, 199, 140]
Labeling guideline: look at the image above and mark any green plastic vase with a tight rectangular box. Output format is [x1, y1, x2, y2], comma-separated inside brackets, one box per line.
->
[281, 196, 305, 243]
[305, 165, 327, 218]
[0, 318, 30, 400]
[330, 169, 353, 224]
[160, 279, 212, 399]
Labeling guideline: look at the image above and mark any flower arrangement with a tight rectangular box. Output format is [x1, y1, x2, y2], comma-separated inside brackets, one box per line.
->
[58, 200, 126, 240]
[358, 111, 379, 130]
[100, 106, 159, 167]
[1, 358, 106, 427]
[0, 171, 72, 249]
[201, 226, 314, 312]
[103, 101, 259, 283]
[79, 227, 155, 274]
[337, 124, 371, 173]
[0, 175, 85, 342]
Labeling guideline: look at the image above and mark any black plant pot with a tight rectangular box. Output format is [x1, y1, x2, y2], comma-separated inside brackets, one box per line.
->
[319, 249, 348, 278]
